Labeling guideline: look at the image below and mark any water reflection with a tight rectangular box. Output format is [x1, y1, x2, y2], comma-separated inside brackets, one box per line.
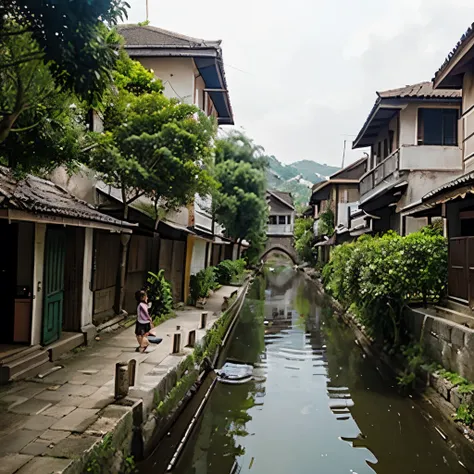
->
[171, 270, 474, 474]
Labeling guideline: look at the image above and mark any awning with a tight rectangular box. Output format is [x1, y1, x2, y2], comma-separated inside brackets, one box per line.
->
[315, 234, 336, 247]
[360, 180, 408, 213]
[161, 219, 195, 235]
[214, 236, 231, 245]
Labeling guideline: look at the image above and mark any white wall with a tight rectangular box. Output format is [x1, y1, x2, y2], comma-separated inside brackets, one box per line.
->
[137, 57, 196, 104]
[462, 70, 474, 172]
[49, 166, 98, 205]
[81, 228, 94, 330]
[397, 170, 462, 211]
[31, 223, 46, 346]
[190, 238, 207, 276]
[399, 145, 462, 171]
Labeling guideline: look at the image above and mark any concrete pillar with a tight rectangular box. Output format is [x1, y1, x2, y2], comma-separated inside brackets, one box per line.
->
[81, 228, 96, 343]
[31, 223, 46, 346]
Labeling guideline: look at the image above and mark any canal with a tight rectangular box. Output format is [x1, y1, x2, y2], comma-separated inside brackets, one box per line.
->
[146, 267, 474, 474]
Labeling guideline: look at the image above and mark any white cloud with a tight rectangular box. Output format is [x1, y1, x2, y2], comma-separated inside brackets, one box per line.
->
[124, 0, 474, 166]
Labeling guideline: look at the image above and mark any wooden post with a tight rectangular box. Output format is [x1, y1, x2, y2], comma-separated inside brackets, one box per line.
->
[188, 330, 196, 348]
[200, 312, 208, 329]
[172, 333, 182, 354]
[128, 359, 137, 387]
[114, 362, 129, 399]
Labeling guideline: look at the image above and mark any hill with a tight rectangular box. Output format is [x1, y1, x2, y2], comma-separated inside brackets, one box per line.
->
[267, 156, 340, 208]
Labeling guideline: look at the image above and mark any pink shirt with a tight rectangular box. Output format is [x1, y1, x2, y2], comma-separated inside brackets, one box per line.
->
[137, 302, 152, 324]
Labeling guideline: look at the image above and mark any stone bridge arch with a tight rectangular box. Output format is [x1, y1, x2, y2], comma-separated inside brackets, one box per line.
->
[260, 236, 298, 264]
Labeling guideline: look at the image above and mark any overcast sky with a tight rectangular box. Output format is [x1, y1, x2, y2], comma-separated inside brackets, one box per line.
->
[125, 0, 474, 167]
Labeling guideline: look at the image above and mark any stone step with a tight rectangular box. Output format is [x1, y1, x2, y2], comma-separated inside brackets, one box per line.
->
[433, 306, 474, 329]
[444, 299, 474, 318]
[0, 345, 42, 365]
[0, 349, 50, 383]
[47, 333, 85, 362]
[10, 359, 54, 382]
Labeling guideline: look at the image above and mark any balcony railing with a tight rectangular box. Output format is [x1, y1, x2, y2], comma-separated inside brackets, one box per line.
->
[267, 224, 293, 235]
[360, 149, 400, 197]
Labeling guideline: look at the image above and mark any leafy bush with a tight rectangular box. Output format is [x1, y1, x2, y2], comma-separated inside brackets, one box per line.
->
[323, 230, 448, 345]
[294, 217, 317, 264]
[456, 404, 474, 427]
[146, 270, 174, 320]
[215, 259, 246, 285]
[190, 267, 216, 304]
[318, 208, 335, 237]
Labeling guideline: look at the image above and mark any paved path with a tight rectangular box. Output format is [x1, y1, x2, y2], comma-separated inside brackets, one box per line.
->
[0, 286, 236, 474]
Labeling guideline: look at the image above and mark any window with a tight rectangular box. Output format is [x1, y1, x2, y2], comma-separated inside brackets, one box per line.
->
[389, 130, 395, 153]
[383, 138, 389, 158]
[417, 108, 458, 146]
[269, 216, 277, 225]
[278, 216, 286, 225]
[377, 142, 382, 164]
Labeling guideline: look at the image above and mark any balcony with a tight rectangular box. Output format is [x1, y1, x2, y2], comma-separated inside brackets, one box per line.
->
[360, 150, 400, 198]
[267, 224, 294, 236]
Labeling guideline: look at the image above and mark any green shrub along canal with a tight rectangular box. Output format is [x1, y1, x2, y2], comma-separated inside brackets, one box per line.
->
[143, 268, 474, 474]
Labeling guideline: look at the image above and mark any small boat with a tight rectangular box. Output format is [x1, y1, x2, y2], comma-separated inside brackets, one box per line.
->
[216, 362, 254, 384]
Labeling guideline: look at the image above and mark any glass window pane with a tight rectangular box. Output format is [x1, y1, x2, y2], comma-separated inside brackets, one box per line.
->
[422, 109, 443, 145]
[443, 109, 458, 146]
[278, 216, 286, 225]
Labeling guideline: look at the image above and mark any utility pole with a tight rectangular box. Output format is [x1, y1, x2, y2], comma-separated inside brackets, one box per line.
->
[146, 0, 149, 21]
[341, 139, 347, 168]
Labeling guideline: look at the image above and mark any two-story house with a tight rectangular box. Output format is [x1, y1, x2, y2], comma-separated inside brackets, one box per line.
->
[117, 24, 234, 302]
[352, 82, 462, 236]
[311, 156, 368, 243]
[407, 25, 474, 309]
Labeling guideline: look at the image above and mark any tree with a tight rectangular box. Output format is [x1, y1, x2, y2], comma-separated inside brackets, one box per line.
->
[89, 92, 217, 220]
[0, 1, 128, 104]
[213, 133, 269, 261]
[294, 217, 316, 264]
[215, 130, 268, 171]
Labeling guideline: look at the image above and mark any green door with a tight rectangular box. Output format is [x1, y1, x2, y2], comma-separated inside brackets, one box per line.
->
[42, 228, 66, 345]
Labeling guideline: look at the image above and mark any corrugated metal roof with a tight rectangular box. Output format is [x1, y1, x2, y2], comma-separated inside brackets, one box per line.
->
[434, 23, 474, 84]
[378, 81, 461, 99]
[0, 166, 133, 228]
[423, 171, 474, 201]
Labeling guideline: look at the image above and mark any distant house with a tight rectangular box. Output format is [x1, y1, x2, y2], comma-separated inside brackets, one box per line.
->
[352, 82, 462, 235]
[311, 156, 368, 242]
[267, 190, 296, 237]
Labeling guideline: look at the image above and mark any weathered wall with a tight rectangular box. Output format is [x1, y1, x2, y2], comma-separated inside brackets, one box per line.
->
[405, 307, 474, 382]
[262, 236, 297, 262]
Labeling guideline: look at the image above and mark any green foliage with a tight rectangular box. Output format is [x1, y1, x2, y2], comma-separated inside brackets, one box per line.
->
[318, 208, 335, 236]
[455, 404, 474, 427]
[437, 369, 468, 387]
[155, 369, 199, 419]
[397, 343, 425, 389]
[323, 230, 448, 344]
[190, 267, 216, 304]
[294, 217, 316, 264]
[145, 270, 173, 321]
[213, 131, 268, 262]
[0, 1, 128, 108]
[215, 259, 246, 285]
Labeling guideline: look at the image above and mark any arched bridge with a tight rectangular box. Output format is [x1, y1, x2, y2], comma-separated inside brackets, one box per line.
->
[260, 237, 298, 264]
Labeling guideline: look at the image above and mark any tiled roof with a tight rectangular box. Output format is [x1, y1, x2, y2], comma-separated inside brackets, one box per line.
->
[117, 24, 221, 49]
[267, 190, 294, 209]
[434, 23, 474, 84]
[0, 166, 133, 228]
[378, 81, 461, 99]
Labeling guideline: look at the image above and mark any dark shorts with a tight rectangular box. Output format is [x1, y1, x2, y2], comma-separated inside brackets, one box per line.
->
[135, 321, 151, 336]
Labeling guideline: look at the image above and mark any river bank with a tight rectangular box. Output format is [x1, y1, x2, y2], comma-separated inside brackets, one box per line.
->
[0, 283, 249, 474]
[302, 268, 474, 466]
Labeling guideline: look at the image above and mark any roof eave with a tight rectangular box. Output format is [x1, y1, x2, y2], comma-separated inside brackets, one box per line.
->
[433, 29, 474, 90]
